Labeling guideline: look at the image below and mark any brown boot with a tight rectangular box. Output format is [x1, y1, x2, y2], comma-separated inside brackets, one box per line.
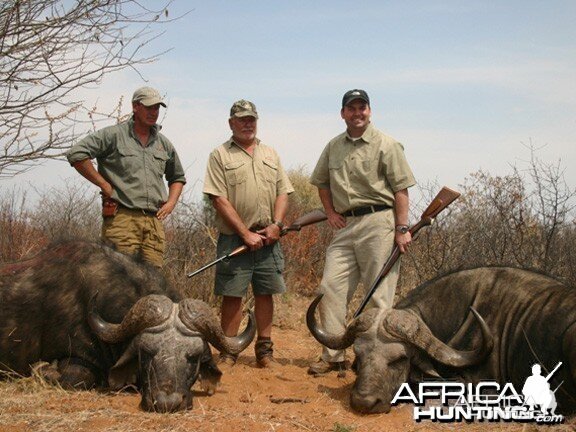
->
[255, 338, 278, 369]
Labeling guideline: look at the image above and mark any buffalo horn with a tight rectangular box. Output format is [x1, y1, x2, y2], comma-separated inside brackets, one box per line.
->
[179, 299, 256, 356]
[383, 307, 494, 367]
[88, 294, 173, 343]
[306, 294, 367, 350]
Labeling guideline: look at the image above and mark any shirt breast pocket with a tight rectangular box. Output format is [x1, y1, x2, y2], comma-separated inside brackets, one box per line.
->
[115, 141, 140, 170]
[262, 159, 278, 183]
[328, 160, 345, 176]
[225, 161, 247, 185]
[152, 150, 169, 177]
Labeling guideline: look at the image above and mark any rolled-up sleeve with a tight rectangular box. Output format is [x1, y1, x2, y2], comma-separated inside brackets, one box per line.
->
[276, 160, 294, 196]
[310, 144, 331, 189]
[380, 141, 415, 193]
[66, 130, 110, 165]
[203, 151, 228, 197]
[165, 144, 186, 185]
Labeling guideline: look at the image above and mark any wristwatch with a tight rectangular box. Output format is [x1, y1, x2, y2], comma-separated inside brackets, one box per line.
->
[395, 224, 409, 234]
[273, 220, 284, 229]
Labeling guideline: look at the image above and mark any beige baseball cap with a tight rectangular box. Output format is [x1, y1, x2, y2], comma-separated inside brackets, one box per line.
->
[132, 86, 167, 107]
[230, 99, 258, 119]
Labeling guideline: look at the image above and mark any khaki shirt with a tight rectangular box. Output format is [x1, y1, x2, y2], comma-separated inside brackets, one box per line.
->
[310, 123, 415, 214]
[67, 118, 186, 212]
[203, 138, 294, 235]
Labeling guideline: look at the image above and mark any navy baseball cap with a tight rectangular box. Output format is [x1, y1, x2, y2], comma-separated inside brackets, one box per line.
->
[342, 89, 370, 107]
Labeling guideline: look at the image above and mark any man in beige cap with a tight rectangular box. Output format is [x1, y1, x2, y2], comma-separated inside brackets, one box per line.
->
[203, 99, 294, 368]
[67, 86, 186, 267]
[308, 89, 416, 376]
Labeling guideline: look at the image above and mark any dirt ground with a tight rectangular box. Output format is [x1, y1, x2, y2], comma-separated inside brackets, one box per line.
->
[1, 302, 574, 432]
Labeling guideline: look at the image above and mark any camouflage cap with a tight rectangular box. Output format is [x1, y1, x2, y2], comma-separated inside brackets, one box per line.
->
[230, 99, 258, 119]
[132, 86, 166, 107]
[342, 89, 370, 107]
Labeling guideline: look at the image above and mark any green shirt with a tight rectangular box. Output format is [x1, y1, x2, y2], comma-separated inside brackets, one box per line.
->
[203, 138, 294, 235]
[310, 123, 415, 214]
[66, 118, 186, 212]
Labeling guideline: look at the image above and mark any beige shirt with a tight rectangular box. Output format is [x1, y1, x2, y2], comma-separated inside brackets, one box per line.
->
[310, 123, 415, 214]
[203, 138, 294, 235]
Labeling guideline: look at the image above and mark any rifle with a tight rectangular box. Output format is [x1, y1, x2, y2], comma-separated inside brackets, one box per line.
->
[186, 209, 327, 278]
[352, 186, 461, 318]
[545, 362, 562, 382]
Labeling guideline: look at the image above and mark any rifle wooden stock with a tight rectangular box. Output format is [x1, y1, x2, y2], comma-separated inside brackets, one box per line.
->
[352, 187, 460, 318]
[186, 209, 327, 278]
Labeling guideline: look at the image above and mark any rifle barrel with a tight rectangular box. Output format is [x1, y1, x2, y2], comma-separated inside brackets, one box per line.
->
[187, 209, 327, 279]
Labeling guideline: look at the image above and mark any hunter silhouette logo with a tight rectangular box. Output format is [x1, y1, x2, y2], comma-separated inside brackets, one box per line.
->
[522, 362, 562, 415]
[391, 362, 565, 423]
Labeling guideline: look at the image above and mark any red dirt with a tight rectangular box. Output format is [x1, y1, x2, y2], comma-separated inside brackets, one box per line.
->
[0, 324, 573, 431]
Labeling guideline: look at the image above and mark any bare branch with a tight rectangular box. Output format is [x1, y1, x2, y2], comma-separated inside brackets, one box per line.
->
[0, 0, 183, 178]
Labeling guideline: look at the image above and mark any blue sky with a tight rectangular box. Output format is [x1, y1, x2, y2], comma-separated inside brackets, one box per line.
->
[4, 1, 576, 207]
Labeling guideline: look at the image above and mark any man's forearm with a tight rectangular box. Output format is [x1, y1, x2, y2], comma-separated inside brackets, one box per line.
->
[393, 189, 410, 226]
[273, 193, 289, 223]
[166, 182, 184, 205]
[318, 188, 338, 215]
[72, 159, 112, 196]
[211, 195, 250, 236]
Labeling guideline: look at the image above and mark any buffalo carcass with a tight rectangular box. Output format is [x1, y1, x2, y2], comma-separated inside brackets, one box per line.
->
[0, 241, 255, 412]
[307, 267, 576, 414]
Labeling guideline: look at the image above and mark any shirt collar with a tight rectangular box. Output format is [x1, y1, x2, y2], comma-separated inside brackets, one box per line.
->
[227, 137, 261, 149]
[128, 117, 161, 137]
[345, 122, 376, 144]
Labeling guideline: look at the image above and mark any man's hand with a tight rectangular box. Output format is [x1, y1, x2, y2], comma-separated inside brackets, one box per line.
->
[241, 230, 266, 251]
[326, 210, 347, 230]
[157, 201, 176, 221]
[256, 223, 281, 246]
[395, 231, 412, 253]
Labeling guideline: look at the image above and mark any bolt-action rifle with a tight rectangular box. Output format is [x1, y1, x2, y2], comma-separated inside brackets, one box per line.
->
[353, 186, 461, 319]
[186, 209, 327, 278]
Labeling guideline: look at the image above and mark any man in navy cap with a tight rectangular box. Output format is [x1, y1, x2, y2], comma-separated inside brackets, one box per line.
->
[308, 89, 416, 375]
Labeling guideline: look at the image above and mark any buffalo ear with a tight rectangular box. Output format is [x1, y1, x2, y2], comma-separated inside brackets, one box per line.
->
[411, 353, 441, 379]
[108, 345, 138, 390]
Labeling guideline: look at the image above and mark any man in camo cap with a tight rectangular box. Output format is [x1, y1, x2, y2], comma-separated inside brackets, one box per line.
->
[67, 86, 186, 267]
[203, 99, 294, 369]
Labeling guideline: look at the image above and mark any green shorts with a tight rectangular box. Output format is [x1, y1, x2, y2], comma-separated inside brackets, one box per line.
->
[214, 233, 286, 297]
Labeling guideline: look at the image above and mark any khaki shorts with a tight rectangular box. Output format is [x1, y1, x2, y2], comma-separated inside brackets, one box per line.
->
[101, 207, 165, 267]
[215, 233, 286, 297]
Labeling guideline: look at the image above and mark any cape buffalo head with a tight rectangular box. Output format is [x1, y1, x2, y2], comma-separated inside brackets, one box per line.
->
[88, 294, 255, 412]
[307, 295, 493, 414]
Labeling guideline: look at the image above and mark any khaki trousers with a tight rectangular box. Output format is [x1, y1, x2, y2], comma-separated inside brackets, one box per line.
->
[318, 209, 399, 362]
[101, 207, 165, 267]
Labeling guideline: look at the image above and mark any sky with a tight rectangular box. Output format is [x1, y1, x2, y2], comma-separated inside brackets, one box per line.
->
[3, 0, 576, 207]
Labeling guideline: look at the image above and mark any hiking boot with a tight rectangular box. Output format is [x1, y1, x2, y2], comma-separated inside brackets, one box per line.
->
[255, 339, 278, 369]
[308, 358, 347, 377]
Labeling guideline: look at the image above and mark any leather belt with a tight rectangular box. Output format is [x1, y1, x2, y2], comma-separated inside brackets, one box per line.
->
[120, 205, 157, 217]
[342, 204, 390, 217]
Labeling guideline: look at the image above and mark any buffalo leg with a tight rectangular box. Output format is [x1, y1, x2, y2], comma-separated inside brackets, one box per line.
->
[198, 356, 222, 396]
[36, 358, 98, 389]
